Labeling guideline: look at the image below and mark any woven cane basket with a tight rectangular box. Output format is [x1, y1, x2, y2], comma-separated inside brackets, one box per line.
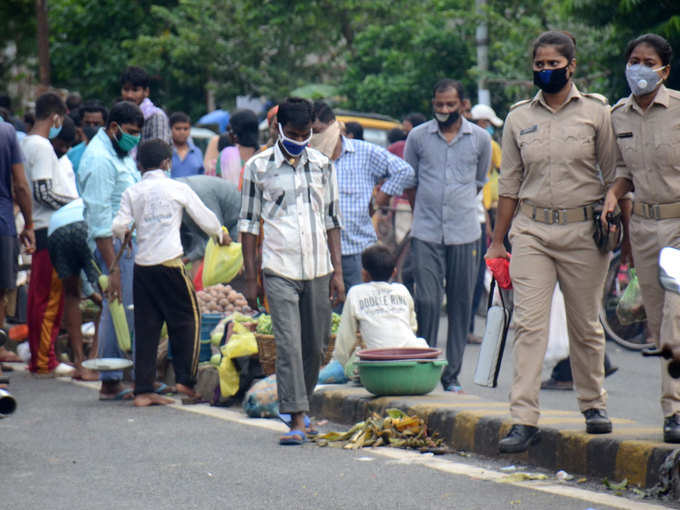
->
[255, 334, 336, 376]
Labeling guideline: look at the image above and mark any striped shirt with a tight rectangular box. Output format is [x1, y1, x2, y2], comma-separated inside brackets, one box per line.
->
[238, 143, 342, 280]
[335, 137, 416, 255]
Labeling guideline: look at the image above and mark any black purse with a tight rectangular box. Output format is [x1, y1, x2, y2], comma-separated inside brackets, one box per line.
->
[592, 205, 622, 254]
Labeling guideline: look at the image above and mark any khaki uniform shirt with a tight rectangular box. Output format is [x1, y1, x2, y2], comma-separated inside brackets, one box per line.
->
[611, 85, 680, 204]
[499, 84, 618, 208]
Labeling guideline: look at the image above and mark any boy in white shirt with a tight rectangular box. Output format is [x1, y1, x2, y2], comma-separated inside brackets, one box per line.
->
[329, 244, 428, 380]
[112, 139, 228, 407]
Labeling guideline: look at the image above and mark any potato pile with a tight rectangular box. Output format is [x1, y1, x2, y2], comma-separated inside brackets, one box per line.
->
[197, 284, 252, 315]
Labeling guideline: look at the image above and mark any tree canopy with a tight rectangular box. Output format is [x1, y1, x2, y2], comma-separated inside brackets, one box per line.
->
[1, 0, 678, 120]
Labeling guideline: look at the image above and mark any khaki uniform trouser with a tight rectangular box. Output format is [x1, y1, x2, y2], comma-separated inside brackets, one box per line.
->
[509, 212, 609, 426]
[630, 216, 680, 417]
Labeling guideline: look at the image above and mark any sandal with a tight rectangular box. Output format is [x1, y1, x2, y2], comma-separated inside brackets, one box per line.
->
[99, 388, 134, 401]
[279, 429, 306, 445]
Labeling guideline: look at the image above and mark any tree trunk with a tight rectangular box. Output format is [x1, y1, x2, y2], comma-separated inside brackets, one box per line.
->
[36, 0, 50, 88]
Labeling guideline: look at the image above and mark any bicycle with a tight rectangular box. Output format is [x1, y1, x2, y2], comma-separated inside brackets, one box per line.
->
[599, 249, 654, 351]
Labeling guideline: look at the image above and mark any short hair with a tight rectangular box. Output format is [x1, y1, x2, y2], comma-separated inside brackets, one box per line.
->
[55, 115, 76, 144]
[361, 244, 395, 282]
[344, 121, 364, 140]
[0, 107, 11, 121]
[169, 111, 191, 127]
[312, 101, 335, 124]
[138, 138, 172, 170]
[624, 33, 673, 66]
[120, 66, 150, 89]
[66, 93, 82, 111]
[218, 132, 233, 152]
[277, 97, 313, 129]
[107, 101, 144, 129]
[387, 127, 407, 144]
[80, 100, 108, 125]
[228, 109, 259, 148]
[404, 112, 426, 128]
[432, 79, 465, 101]
[35, 92, 67, 121]
[532, 31, 576, 62]
[0, 95, 11, 112]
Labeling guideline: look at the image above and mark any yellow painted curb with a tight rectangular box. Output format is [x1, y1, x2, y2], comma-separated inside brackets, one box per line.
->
[615, 440, 654, 487]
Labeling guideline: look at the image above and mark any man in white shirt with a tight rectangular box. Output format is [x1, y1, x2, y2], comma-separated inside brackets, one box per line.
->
[113, 139, 227, 407]
[20, 92, 73, 376]
[239, 98, 344, 445]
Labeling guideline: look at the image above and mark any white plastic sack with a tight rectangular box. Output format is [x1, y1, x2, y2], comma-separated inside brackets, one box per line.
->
[543, 284, 569, 376]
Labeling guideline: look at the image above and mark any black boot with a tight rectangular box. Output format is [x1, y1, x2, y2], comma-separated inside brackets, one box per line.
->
[664, 414, 680, 443]
[499, 424, 540, 454]
[583, 408, 612, 434]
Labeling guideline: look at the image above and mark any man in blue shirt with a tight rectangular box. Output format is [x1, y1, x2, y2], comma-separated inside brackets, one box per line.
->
[78, 101, 143, 400]
[310, 102, 415, 294]
[68, 101, 108, 174]
[404, 79, 492, 393]
[170, 112, 204, 178]
[0, 120, 34, 370]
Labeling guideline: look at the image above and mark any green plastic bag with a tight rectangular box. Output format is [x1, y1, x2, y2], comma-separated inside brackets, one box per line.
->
[616, 268, 647, 325]
[202, 239, 243, 288]
[98, 274, 132, 352]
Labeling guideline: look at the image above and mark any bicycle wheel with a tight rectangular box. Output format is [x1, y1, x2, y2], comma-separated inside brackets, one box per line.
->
[599, 251, 654, 351]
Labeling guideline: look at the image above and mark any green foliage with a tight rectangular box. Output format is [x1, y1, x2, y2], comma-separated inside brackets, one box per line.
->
[0, 0, 36, 93]
[49, 0, 177, 107]
[340, 6, 474, 118]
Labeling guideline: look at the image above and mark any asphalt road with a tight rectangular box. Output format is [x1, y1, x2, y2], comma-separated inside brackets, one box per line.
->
[458, 315, 663, 427]
[0, 371, 671, 510]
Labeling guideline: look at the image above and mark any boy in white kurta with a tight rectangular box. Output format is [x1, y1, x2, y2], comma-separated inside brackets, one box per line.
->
[331, 244, 427, 377]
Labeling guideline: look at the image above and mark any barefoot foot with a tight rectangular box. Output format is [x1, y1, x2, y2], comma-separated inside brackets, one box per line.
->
[133, 393, 174, 407]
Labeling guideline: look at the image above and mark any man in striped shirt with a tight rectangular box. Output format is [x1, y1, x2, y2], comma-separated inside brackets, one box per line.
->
[239, 98, 344, 445]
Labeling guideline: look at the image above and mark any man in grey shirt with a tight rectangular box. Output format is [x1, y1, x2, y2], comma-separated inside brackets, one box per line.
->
[176, 175, 240, 262]
[404, 79, 491, 392]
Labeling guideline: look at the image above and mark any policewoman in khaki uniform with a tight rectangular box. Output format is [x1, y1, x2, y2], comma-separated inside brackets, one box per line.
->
[603, 34, 680, 443]
[486, 31, 619, 453]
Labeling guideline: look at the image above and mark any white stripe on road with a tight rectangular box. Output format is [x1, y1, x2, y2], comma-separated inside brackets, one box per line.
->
[63, 376, 666, 509]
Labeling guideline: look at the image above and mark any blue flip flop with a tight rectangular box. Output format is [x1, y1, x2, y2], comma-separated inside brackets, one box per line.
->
[99, 388, 133, 401]
[278, 413, 318, 436]
[154, 383, 174, 395]
[279, 429, 306, 445]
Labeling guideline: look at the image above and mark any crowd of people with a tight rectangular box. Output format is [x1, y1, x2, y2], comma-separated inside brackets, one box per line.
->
[0, 30, 678, 451]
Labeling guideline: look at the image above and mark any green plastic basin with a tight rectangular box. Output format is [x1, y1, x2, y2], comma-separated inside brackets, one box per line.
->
[357, 359, 448, 396]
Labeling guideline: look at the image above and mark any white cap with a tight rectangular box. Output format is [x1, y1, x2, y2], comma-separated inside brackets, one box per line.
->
[470, 104, 503, 127]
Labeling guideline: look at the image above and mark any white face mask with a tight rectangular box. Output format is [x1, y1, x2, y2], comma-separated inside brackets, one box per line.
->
[310, 120, 341, 159]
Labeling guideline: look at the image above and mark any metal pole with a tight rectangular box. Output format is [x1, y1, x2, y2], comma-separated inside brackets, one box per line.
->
[476, 0, 490, 106]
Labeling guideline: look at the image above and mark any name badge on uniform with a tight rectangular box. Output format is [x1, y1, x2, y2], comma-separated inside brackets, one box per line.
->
[519, 125, 538, 136]
[616, 132, 633, 139]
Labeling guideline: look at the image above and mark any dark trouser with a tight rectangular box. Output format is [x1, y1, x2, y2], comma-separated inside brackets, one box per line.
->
[263, 271, 331, 414]
[133, 262, 200, 395]
[412, 237, 480, 387]
[470, 223, 487, 332]
[334, 254, 362, 314]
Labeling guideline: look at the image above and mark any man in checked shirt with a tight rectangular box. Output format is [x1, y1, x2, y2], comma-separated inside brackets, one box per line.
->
[310, 102, 416, 296]
[239, 98, 344, 446]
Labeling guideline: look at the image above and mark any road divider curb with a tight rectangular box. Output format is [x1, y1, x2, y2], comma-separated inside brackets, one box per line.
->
[311, 387, 677, 489]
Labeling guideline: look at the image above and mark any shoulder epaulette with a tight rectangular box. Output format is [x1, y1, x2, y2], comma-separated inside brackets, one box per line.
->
[582, 92, 608, 105]
[610, 97, 627, 113]
[509, 98, 531, 111]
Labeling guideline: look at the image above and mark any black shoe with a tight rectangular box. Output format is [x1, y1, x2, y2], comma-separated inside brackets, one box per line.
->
[604, 365, 619, 378]
[663, 414, 680, 443]
[583, 408, 612, 434]
[540, 377, 573, 391]
[499, 424, 540, 454]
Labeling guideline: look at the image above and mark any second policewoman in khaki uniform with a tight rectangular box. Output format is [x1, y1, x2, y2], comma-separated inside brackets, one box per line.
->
[486, 31, 619, 453]
[603, 34, 680, 443]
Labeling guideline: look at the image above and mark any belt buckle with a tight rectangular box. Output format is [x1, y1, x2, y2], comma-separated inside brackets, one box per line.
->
[543, 208, 551, 224]
[555, 209, 567, 225]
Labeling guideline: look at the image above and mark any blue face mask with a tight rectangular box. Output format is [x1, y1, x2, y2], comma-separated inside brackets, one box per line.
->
[278, 123, 311, 157]
[485, 126, 495, 136]
[48, 121, 62, 140]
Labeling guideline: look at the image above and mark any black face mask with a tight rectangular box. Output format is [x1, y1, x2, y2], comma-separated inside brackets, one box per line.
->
[533, 65, 570, 94]
[434, 110, 460, 128]
[82, 125, 99, 141]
